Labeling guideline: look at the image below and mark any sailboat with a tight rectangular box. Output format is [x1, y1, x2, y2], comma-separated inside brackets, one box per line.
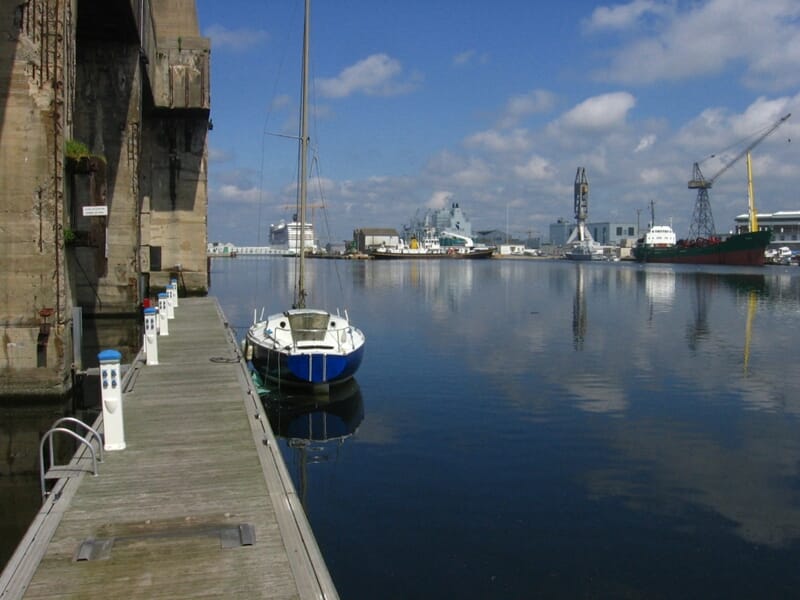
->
[245, 0, 366, 392]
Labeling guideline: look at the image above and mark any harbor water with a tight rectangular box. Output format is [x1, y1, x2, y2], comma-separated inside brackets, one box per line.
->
[4, 256, 800, 598]
[215, 256, 800, 599]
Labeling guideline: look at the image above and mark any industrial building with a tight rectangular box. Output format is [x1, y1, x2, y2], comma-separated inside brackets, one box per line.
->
[734, 211, 800, 250]
[550, 219, 638, 246]
[354, 228, 400, 252]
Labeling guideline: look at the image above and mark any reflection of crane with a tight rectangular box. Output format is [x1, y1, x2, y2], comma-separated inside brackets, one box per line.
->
[687, 113, 791, 239]
[572, 265, 586, 351]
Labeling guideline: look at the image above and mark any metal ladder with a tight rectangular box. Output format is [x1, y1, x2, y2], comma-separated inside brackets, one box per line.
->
[39, 417, 103, 499]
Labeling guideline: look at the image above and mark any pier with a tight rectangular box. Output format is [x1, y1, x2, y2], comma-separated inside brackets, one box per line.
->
[0, 298, 337, 599]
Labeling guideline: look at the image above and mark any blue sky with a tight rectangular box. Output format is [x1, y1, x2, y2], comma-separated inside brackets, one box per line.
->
[197, 0, 800, 245]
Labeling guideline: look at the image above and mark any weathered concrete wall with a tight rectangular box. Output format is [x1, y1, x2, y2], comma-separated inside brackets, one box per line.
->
[151, 0, 200, 39]
[142, 2, 209, 293]
[71, 40, 143, 313]
[0, 0, 210, 398]
[0, 0, 77, 396]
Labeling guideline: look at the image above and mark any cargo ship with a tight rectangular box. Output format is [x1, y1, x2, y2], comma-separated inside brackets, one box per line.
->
[633, 228, 771, 265]
[633, 114, 789, 267]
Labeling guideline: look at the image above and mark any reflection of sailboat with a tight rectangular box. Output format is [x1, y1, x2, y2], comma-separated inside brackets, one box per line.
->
[265, 379, 364, 507]
[245, 0, 366, 392]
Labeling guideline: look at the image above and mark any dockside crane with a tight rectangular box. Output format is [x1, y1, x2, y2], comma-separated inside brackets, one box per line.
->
[687, 112, 791, 239]
[565, 167, 592, 245]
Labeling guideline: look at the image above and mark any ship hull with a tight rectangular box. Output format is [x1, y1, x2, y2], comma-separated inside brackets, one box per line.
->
[633, 231, 771, 266]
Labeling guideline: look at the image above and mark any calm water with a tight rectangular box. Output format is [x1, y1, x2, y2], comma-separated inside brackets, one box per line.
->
[3, 257, 799, 598]
[213, 256, 800, 599]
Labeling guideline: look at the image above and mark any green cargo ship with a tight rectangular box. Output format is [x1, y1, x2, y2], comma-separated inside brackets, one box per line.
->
[633, 229, 771, 265]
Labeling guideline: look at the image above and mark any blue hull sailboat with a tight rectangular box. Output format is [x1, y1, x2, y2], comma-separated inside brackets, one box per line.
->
[245, 0, 365, 392]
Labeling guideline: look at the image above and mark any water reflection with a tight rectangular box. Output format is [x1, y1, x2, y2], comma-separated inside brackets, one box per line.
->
[209, 258, 800, 597]
[0, 398, 80, 569]
[572, 265, 586, 350]
[644, 268, 675, 315]
[586, 414, 800, 547]
[263, 380, 364, 507]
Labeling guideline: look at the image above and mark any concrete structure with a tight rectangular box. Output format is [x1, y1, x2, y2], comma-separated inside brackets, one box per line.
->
[0, 1, 210, 397]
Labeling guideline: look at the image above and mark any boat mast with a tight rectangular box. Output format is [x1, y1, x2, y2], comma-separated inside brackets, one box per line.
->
[296, 0, 310, 309]
[649, 199, 655, 229]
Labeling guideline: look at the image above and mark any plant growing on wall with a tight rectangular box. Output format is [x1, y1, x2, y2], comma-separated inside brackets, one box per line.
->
[65, 140, 106, 167]
[65, 139, 90, 160]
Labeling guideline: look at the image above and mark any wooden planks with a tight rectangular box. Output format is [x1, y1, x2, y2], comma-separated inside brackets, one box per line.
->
[1, 297, 337, 600]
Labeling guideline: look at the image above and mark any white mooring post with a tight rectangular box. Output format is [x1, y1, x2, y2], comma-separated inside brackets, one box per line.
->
[144, 307, 159, 365]
[165, 286, 175, 320]
[170, 278, 179, 307]
[158, 292, 169, 336]
[98, 349, 126, 451]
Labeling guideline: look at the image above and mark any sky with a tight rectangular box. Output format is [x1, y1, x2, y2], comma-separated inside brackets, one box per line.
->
[196, 0, 800, 245]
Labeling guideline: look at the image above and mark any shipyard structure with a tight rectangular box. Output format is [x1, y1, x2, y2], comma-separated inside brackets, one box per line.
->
[0, 0, 210, 396]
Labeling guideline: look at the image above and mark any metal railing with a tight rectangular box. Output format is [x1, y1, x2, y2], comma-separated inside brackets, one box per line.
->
[39, 417, 103, 499]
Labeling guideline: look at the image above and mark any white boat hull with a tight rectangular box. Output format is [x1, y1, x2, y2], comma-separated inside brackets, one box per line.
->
[246, 308, 365, 388]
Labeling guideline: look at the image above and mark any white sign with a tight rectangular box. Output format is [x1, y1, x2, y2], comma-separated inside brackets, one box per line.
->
[82, 205, 108, 217]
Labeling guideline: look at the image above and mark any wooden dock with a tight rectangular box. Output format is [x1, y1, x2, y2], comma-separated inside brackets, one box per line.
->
[0, 297, 338, 599]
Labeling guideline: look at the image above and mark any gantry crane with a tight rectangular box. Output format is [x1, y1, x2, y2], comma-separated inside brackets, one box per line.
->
[687, 112, 791, 239]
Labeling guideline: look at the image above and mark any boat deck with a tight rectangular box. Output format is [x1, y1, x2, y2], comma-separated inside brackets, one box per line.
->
[0, 297, 337, 599]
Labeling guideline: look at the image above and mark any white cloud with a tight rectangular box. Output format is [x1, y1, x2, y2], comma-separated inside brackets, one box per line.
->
[465, 128, 530, 153]
[498, 90, 556, 128]
[216, 184, 262, 204]
[674, 94, 796, 159]
[591, 0, 800, 89]
[452, 49, 489, 67]
[639, 167, 666, 184]
[585, 0, 670, 31]
[513, 155, 556, 181]
[559, 92, 636, 131]
[427, 191, 453, 209]
[208, 146, 232, 163]
[204, 25, 268, 52]
[317, 54, 418, 98]
[634, 134, 657, 153]
[452, 158, 493, 187]
[270, 94, 291, 111]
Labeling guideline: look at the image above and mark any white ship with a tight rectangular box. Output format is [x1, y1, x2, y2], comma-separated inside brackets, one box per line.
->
[269, 216, 317, 255]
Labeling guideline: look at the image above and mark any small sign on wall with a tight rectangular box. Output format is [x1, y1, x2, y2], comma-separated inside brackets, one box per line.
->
[82, 205, 108, 217]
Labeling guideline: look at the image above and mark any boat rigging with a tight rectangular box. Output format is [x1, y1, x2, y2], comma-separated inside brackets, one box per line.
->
[245, 0, 366, 393]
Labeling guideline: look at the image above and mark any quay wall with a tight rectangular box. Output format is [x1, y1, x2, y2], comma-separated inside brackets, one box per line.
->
[0, 0, 210, 398]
